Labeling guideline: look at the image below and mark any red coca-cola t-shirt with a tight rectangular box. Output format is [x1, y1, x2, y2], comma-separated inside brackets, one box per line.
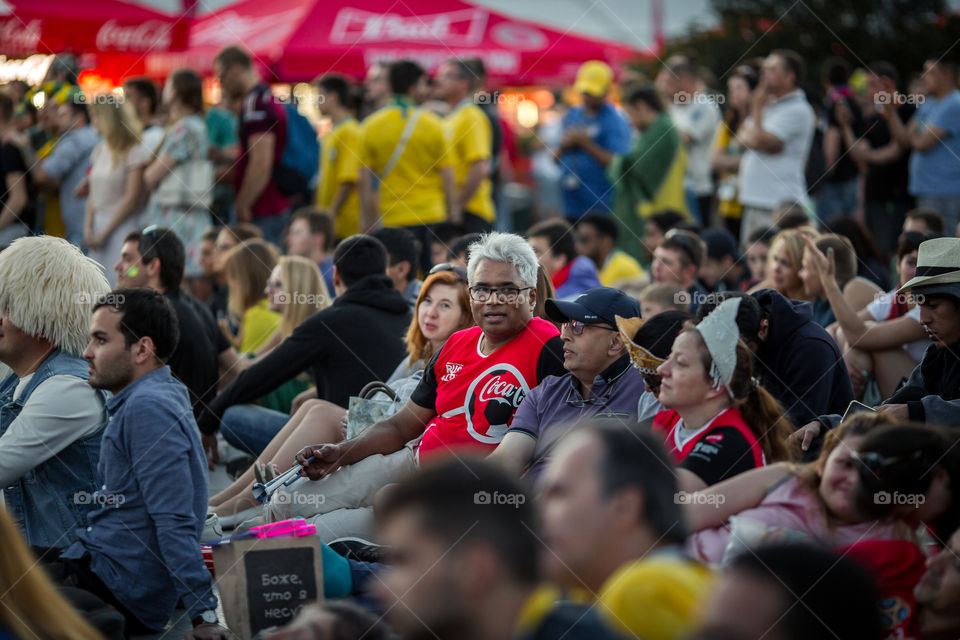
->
[411, 317, 564, 462]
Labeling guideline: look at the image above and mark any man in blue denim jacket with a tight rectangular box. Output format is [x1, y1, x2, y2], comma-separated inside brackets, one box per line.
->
[0, 236, 109, 548]
[58, 289, 227, 638]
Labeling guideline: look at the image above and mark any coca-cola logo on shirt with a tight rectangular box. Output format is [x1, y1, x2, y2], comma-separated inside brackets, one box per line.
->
[0, 19, 42, 53]
[461, 364, 531, 445]
[95, 19, 172, 52]
[330, 8, 487, 46]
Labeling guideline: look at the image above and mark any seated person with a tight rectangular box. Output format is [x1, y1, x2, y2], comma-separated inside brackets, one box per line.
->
[699, 227, 748, 293]
[638, 282, 688, 317]
[208, 268, 472, 529]
[741, 225, 777, 291]
[527, 218, 601, 299]
[798, 233, 882, 327]
[537, 422, 715, 640]
[914, 526, 960, 640]
[486, 287, 646, 481]
[574, 212, 645, 286]
[285, 234, 564, 533]
[371, 226, 423, 308]
[52, 289, 227, 637]
[804, 231, 932, 399]
[750, 228, 815, 300]
[0, 236, 109, 549]
[903, 206, 944, 235]
[651, 229, 709, 313]
[198, 235, 411, 458]
[654, 297, 795, 492]
[699, 290, 854, 433]
[617, 309, 692, 421]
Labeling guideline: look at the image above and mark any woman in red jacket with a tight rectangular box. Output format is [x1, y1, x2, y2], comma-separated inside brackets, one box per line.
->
[654, 297, 795, 492]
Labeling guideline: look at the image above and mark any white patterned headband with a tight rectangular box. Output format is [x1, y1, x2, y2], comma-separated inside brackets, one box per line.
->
[694, 297, 742, 399]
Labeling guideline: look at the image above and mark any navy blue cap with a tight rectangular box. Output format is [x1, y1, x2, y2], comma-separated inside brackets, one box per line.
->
[545, 287, 640, 327]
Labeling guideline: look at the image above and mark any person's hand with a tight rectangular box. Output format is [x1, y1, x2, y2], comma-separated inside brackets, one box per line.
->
[185, 623, 230, 639]
[201, 433, 220, 471]
[789, 421, 822, 452]
[750, 80, 771, 113]
[85, 231, 105, 251]
[235, 204, 252, 223]
[296, 443, 345, 481]
[847, 365, 869, 397]
[835, 100, 853, 127]
[877, 403, 909, 421]
[802, 233, 835, 282]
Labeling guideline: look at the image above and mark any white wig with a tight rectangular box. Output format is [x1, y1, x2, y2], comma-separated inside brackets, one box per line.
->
[466, 232, 538, 288]
[0, 236, 110, 356]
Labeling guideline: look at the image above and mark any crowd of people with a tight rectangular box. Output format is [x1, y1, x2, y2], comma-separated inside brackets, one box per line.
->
[0, 40, 958, 640]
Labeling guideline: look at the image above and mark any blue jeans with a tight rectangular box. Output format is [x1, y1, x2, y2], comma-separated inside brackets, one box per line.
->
[253, 211, 290, 251]
[816, 179, 858, 222]
[220, 404, 289, 457]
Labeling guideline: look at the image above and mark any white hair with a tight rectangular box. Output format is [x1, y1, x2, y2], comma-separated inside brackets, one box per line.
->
[466, 232, 538, 288]
[0, 236, 110, 356]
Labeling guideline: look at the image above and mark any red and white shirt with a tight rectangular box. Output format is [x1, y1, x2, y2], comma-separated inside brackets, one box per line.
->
[652, 407, 765, 486]
[411, 317, 563, 462]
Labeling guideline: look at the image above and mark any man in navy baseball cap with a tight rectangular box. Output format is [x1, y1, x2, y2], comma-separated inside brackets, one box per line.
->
[544, 286, 641, 329]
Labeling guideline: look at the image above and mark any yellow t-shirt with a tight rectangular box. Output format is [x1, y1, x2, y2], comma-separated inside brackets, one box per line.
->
[599, 250, 645, 286]
[712, 123, 744, 219]
[239, 299, 281, 353]
[445, 102, 494, 222]
[317, 117, 362, 239]
[595, 555, 714, 640]
[360, 102, 450, 228]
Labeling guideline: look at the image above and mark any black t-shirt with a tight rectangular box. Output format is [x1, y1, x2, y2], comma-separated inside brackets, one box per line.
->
[824, 93, 863, 183]
[679, 426, 758, 487]
[0, 141, 35, 230]
[165, 287, 220, 415]
[862, 103, 916, 203]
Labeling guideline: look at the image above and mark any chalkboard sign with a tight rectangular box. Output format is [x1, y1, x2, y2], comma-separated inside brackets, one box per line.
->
[212, 536, 324, 638]
[245, 547, 318, 635]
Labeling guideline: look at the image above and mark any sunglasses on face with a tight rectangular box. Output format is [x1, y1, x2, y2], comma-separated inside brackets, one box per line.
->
[561, 320, 617, 336]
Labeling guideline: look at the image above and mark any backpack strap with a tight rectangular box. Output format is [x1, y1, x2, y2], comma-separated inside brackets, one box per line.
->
[379, 108, 422, 181]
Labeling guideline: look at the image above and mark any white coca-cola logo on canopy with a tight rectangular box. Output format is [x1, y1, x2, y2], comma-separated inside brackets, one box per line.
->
[190, 8, 306, 50]
[331, 8, 488, 46]
[95, 19, 173, 52]
[0, 19, 42, 53]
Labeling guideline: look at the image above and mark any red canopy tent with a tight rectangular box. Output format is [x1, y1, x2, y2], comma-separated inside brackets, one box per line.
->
[0, 0, 189, 56]
[146, 0, 646, 84]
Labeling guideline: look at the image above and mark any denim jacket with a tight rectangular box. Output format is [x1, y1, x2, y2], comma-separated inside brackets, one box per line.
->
[0, 350, 106, 548]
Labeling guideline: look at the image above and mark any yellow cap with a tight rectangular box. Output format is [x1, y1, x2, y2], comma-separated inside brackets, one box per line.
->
[575, 60, 613, 97]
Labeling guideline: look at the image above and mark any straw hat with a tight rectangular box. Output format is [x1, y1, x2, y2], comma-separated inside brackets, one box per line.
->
[897, 237, 960, 299]
[615, 315, 665, 375]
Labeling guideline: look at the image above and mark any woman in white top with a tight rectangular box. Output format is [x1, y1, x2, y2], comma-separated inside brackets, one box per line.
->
[805, 231, 933, 400]
[84, 98, 149, 285]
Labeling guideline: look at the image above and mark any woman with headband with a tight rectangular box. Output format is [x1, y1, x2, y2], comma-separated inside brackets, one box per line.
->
[653, 297, 796, 492]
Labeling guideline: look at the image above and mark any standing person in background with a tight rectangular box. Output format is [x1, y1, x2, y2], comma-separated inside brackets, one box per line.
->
[560, 60, 632, 220]
[887, 58, 960, 235]
[314, 74, 362, 240]
[142, 68, 212, 279]
[816, 57, 863, 221]
[575, 212, 645, 286]
[463, 58, 504, 225]
[666, 60, 722, 225]
[711, 64, 759, 240]
[0, 92, 35, 247]
[837, 61, 915, 260]
[122, 77, 164, 153]
[33, 97, 99, 249]
[359, 60, 455, 261]
[610, 87, 689, 263]
[205, 94, 239, 225]
[85, 99, 149, 285]
[737, 50, 816, 243]
[214, 45, 290, 247]
[435, 58, 496, 235]
[361, 62, 389, 118]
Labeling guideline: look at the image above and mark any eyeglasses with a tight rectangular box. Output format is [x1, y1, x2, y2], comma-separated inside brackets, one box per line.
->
[561, 320, 618, 336]
[468, 286, 533, 304]
[429, 263, 468, 282]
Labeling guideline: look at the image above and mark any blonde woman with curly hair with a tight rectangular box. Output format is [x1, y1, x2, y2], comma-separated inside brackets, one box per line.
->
[84, 98, 149, 283]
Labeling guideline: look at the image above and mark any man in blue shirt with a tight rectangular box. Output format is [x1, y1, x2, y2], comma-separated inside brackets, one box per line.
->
[888, 59, 960, 235]
[57, 289, 227, 638]
[559, 61, 632, 219]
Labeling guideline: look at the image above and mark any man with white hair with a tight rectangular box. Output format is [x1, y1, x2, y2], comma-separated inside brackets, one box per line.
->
[0, 236, 110, 548]
[266, 233, 564, 541]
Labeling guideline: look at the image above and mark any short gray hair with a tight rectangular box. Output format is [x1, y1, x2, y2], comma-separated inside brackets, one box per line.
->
[466, 232, 538, 288]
